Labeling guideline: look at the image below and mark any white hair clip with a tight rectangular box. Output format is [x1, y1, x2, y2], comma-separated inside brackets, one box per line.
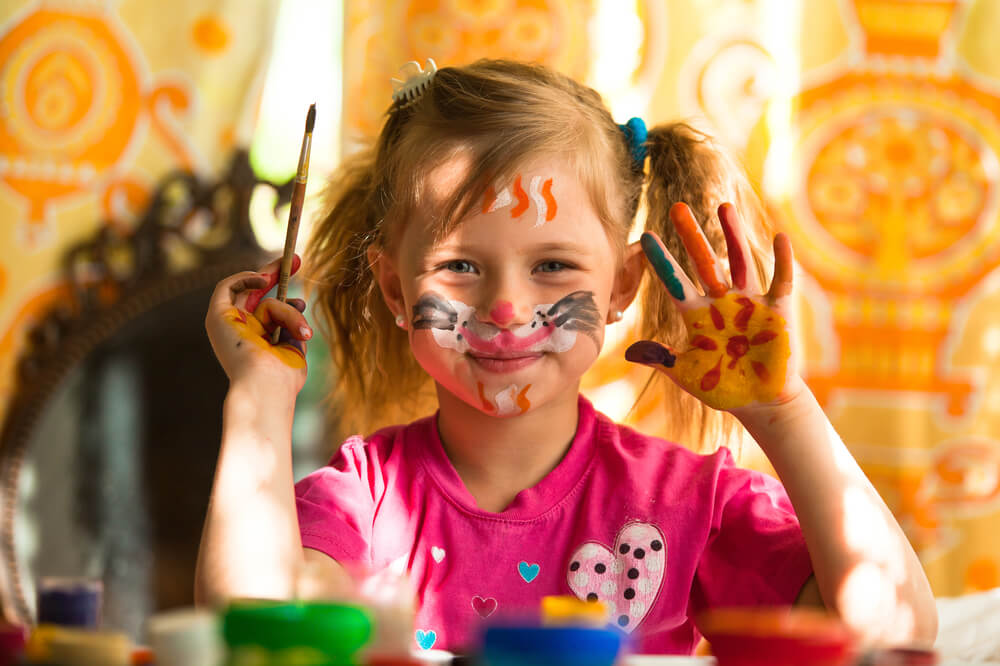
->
[391, 58, 438, 108]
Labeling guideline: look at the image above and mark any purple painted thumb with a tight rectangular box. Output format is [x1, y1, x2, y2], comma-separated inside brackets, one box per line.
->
[625, 340, 676, 368]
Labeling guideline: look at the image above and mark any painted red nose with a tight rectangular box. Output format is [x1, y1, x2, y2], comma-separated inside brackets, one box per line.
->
[489, 301, 515, 326]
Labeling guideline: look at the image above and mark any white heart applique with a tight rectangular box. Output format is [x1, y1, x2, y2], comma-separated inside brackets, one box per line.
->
[566, 521, 665, 633]
[431, 546, 446, 563]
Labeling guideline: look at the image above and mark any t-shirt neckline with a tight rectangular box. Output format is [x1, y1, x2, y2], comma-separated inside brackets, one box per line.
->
[415, 394, 599, 521]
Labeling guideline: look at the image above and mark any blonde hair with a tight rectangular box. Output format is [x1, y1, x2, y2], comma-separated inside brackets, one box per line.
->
[306, 59, 774, 448]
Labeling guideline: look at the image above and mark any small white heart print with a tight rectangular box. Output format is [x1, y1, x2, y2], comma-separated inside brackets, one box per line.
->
[431, 546, 446, 563]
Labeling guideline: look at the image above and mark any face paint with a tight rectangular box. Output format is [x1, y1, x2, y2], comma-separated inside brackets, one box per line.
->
[412, 290, 601, 354]
[640, 233, 686, 301]
[671, 293, 789, 409]
[477, 382, 532, 416]
[482, 174, 558, 227]
[222, 307, 306, 369]
[489, 301, 515, 326]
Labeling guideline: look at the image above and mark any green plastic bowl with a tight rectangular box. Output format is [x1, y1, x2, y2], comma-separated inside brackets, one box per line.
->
[222, 600, 372, 662]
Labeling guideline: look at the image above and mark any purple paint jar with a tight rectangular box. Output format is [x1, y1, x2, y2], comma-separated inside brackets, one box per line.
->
[36, 577, 102, 629]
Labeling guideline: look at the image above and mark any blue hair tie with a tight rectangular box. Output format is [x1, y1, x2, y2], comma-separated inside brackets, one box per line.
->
[618, 117, 648, 168]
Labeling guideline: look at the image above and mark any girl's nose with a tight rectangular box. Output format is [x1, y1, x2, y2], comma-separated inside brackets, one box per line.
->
[488, 300, 516, 327]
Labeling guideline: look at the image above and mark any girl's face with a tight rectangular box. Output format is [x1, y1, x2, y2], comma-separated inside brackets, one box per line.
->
[382, 156, 634, 418]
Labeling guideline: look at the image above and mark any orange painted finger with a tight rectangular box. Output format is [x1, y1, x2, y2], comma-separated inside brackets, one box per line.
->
[718, 203, 761, 294]
[670, 202, 729, 298]
[767, 233, 794, 301]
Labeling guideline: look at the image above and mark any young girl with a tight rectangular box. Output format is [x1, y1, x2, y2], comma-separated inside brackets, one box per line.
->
[196, 59, 937, 654]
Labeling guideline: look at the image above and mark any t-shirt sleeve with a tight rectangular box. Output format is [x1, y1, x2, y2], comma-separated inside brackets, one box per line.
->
[294, 437, 380, 567]
[689, 447, 814, 616]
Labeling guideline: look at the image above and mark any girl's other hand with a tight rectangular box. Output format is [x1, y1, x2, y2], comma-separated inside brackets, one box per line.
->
[205, 254, 312, 396]
[626, 202, 805, 413]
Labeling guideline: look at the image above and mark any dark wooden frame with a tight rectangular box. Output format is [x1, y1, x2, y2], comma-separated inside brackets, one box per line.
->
[0, 150, 291, 624]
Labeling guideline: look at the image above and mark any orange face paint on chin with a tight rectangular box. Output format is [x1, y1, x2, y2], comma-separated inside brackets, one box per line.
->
[222, 307, 306, 370]
[476, 381, 532, 416]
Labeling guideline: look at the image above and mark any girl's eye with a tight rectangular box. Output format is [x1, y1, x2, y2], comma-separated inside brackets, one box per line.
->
[535, 260, 570, 273]
[444, 260, 477, 274]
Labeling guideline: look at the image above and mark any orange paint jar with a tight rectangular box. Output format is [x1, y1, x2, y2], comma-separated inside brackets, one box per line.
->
[698, 607, 856, 666]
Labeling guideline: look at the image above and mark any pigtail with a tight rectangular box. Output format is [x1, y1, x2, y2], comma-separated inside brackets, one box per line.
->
[638, 122, 775, 454]
[305, 148, 435, 442]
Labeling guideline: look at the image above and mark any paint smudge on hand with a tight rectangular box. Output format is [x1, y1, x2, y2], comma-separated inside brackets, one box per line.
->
[670, 293, 789, 409]
[641, 233, 686, 301]
[222, 307, 306, 369]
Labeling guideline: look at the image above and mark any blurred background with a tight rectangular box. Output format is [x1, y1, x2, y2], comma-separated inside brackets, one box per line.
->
[0, 0, 998, 634]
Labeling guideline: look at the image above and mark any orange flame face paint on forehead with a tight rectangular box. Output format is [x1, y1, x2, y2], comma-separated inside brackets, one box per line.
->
[483, 173, 558, 227]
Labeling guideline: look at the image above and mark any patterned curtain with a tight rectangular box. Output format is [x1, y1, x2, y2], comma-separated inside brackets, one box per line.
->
[344, 0, 1000, 598]
[0, 0, 279, 428]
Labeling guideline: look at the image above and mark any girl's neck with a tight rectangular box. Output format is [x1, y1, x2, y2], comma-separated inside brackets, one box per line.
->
[434, 385, 581, 513]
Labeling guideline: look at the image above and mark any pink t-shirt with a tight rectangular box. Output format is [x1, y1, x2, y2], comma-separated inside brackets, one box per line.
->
[295, 395, 813, 655]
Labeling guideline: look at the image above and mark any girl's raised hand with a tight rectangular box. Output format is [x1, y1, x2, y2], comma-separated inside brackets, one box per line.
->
[205, 254, 312, 396]
[626, 202, 804, 413]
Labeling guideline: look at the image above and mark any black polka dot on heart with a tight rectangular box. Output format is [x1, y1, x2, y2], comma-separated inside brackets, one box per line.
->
[457, 334, 463, 341]
[619, 543, 630, 554]
[462, 321, 468, 326]
[624, 588, 635, 600]
[543, 321, 550, 327]
[650, 540, 663, 551]
[587, 593, 598, 602]
[634, 548, 645, 560]
[594, 563, 606, 574]
[570, 561, 580, 571]
[627, 568, 639, 580]
[618, 615, 629, 627]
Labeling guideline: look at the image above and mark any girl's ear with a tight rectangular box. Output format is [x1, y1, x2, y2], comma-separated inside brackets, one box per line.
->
[367, 244, 406, 322]
[608, 240, 645, 323]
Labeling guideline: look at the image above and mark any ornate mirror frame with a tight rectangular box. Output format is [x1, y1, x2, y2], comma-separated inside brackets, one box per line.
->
[0, 151, 291, 624]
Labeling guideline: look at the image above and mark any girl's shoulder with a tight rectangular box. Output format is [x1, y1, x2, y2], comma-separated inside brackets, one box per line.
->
[588, 401, 736, 481]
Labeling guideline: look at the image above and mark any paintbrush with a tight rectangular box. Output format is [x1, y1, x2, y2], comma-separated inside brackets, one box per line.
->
[271, 103, 315, 344]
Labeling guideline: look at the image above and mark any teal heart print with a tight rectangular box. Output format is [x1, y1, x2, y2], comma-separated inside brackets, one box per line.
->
[415, 629, 436, 650]
[518, 561, 540, 582]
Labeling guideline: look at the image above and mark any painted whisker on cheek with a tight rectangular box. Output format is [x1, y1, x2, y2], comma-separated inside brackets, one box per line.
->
[545, 291, 602, 346]
[413, 292, 600, 355]
[412, 292, 458, 330]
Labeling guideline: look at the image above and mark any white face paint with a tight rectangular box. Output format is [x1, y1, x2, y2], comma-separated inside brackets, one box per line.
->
[432, 298, 577, 354]
[492, 384, 525, 416]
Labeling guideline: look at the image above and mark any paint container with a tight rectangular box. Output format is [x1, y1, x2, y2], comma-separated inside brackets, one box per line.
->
[222, 600, 372, 665]
[36, 577, 102, 628]
[42, 626, 131, 666]
[480, 625, 623, 666]
[147, 608, 224, 666]
[860, 646, 939, 665]
[698, 607, 855, 666]
[0, 621, 26, 666]
[540, 594, 609, 627]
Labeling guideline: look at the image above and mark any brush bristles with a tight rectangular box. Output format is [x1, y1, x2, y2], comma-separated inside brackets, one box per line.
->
[306, 103, 316, 133]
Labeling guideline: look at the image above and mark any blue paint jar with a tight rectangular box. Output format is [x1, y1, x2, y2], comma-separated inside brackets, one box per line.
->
[481, 625, 623, 666]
